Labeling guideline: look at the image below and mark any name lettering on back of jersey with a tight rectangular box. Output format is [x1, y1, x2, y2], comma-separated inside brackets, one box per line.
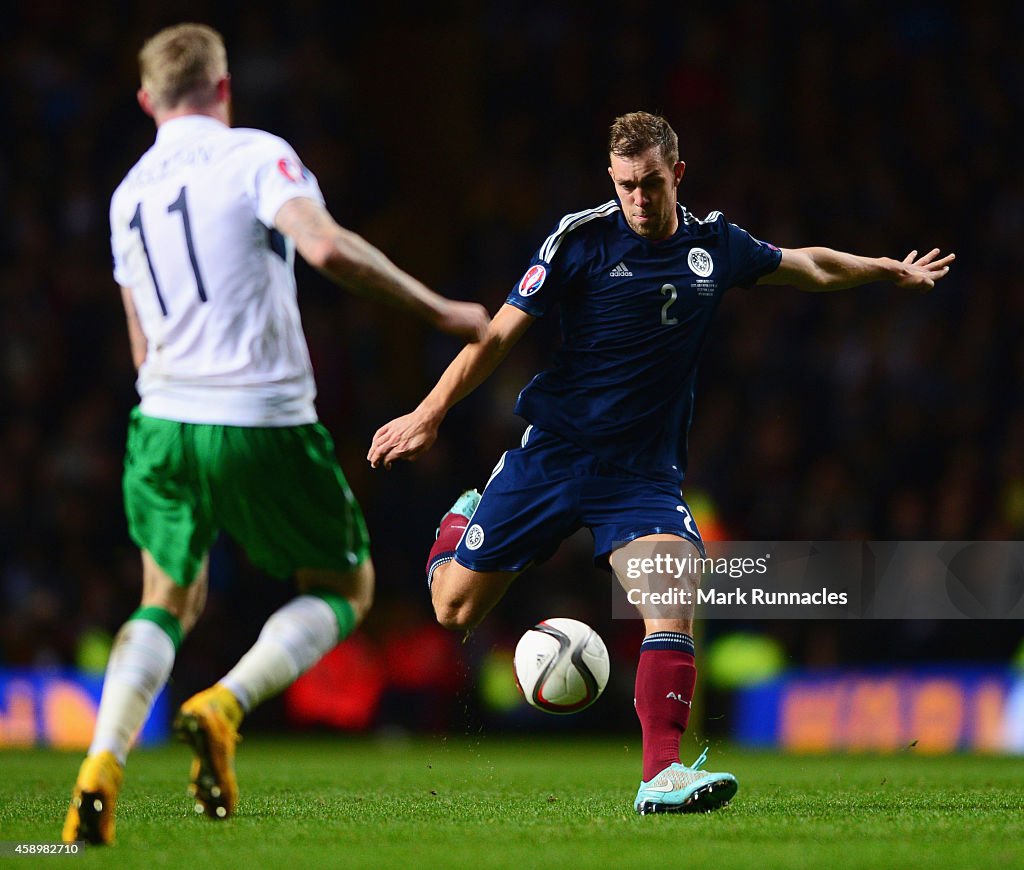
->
[518, 264, 547, 297]
[131, 146, 214, 187]
[688, 247, 718, 296]
[609, 261, 633, 277]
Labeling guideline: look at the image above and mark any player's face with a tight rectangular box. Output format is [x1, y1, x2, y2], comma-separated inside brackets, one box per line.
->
[608, 148, 685, 240]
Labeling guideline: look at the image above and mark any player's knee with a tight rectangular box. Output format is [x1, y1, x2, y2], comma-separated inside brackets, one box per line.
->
[296, 558, 375, 625]
[140, 578, 206, 635]
[176, 605, 201, 635]
[433, 598, 480, 632]
[348, 560, 375, 624]
[139, 550, 206, 634]
[435, 608, 477, 632]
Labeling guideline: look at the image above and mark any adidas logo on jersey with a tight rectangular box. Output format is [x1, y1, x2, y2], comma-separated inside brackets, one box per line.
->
[609, 261, 633, 277]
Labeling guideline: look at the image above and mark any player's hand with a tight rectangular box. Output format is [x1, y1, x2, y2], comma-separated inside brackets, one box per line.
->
[368, 410, 440, 469]
[434, 301, 490, 343]
[895, 248, 955, 293]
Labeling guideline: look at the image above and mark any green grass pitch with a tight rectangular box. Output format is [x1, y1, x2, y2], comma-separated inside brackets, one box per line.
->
[2, 737, 1022, 868]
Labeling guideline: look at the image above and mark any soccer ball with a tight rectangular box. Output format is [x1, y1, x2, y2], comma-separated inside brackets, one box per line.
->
[513, 618, 610, 714]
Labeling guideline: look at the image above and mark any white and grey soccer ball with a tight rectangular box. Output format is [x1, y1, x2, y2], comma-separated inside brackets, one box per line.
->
[514, 618, 610, 714]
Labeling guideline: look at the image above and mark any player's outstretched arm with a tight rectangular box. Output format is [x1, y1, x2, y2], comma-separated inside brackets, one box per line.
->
[368, 303, 535, 469]
[274, 197, 489, 342]
[757, 247, 955, 293]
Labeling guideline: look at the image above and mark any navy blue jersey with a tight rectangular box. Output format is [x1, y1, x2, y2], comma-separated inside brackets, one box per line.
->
[505, 201, 781, 481]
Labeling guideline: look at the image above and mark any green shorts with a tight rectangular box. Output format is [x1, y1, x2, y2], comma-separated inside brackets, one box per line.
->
[123, 408, 370, 586]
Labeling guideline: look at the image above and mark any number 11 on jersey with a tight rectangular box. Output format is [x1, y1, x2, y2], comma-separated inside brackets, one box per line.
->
[129, 185, 208, 316]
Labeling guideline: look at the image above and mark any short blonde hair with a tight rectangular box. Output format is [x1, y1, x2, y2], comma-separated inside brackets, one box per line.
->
[609, 112, 679, 167]
[138, 23, 227, 111]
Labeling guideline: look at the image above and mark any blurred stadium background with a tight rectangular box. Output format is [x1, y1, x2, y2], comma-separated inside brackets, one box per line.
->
[0, 2, 1021, 753]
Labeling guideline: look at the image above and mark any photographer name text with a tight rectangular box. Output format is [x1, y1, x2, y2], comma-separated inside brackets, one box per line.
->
[625, 587, 849, 606]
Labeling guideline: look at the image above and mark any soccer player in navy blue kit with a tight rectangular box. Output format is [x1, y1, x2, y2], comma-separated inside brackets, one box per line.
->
[369, 112, 953, 813]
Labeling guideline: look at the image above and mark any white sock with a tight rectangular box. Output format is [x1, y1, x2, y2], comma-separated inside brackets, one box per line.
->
[220, 595, 340, 713]
[88, 619, 176, 765]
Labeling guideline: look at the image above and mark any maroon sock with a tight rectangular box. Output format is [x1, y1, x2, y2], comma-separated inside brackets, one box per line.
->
[425, 511, 470, 587]
[634, 632, 697, 781]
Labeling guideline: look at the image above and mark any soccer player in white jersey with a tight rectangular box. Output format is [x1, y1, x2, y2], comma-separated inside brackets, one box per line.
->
[62, 23, 488, 845]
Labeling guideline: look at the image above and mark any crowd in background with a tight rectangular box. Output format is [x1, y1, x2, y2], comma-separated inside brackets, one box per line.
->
[1, 2, 1021, 731]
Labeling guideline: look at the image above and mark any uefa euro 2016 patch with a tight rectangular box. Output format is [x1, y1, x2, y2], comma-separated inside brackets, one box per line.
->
[277, 156, 309, 183]
[518, 264, 547, 296]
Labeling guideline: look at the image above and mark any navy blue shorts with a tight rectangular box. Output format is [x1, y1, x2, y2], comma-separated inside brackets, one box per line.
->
[455, 426, 704, 573]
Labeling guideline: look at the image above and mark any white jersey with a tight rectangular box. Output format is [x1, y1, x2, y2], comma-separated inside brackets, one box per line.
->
[110, 115, 324, 426]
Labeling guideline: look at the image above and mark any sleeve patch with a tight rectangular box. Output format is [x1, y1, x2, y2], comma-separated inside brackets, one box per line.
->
[277, 156, 308, 183]
[518, 264, 547, 297]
